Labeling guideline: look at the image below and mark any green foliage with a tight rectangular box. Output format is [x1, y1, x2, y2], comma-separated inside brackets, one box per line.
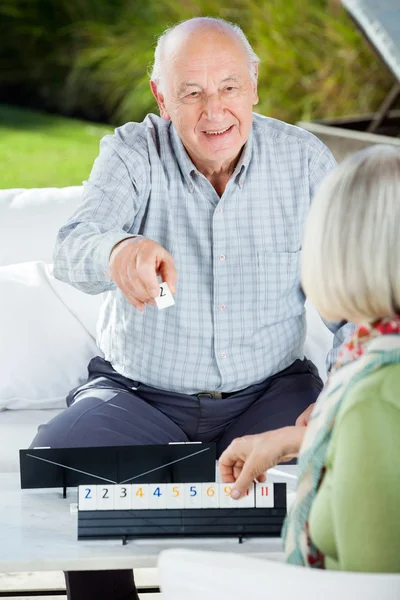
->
[0, 0, 393, 125]
[0, 104, 113, 187]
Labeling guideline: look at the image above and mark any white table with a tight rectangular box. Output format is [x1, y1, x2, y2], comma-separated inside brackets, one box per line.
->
[0, 467, 297, 574]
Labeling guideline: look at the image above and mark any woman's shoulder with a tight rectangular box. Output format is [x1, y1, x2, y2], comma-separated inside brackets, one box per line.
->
[337, 362, 400, 423]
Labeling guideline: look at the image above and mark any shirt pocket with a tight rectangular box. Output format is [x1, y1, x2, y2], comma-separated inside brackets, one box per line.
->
[256, 250, 304, 325]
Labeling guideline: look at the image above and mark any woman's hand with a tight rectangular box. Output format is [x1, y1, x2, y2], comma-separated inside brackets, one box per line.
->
[219, 426, 306, 499]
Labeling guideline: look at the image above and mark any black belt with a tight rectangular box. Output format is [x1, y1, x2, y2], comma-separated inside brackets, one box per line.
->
[193, 391, 231, 399]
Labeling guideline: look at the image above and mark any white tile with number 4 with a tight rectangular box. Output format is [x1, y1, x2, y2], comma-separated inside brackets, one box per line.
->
[131, 484, 150, 509]
[96, 485, 115, 510]
[184, 483, 202, 508]
[255, 482, 275, 508]
[235, 484, 255, 508]
[149, 484, 167, 509]
[166, 484, 185, 509]
[78, 485, 97, 511]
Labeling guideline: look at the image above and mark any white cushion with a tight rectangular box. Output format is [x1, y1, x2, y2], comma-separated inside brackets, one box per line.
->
[159, 549, 400, 600]
[0, 261, 103, 410]
[0, 187, 82, 266]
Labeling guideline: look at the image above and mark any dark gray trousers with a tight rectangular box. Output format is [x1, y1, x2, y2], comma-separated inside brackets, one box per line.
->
[30, 356, 323, 600]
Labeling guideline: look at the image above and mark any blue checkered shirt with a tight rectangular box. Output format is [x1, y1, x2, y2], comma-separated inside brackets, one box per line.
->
[53, 113, 353, 394]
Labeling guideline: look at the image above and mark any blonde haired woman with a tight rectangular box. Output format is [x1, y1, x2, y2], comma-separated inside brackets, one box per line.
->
[220, 145, 400, 572]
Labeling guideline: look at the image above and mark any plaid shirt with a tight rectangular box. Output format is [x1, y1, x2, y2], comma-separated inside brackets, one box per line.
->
[53, 113, 352, 394]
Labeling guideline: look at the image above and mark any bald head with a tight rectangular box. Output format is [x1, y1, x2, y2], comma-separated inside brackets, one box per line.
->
[150, 17, 260, 92]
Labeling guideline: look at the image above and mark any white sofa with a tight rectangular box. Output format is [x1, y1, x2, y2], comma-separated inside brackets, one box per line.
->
[0, 187, 334, 474]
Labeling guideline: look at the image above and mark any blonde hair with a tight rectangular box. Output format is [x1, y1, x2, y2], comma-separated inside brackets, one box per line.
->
[302, 144, 400, 323]
[149, 17, 260, 93]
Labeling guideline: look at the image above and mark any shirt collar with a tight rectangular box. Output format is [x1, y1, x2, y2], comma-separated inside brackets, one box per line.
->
[170, 121, 254, 192]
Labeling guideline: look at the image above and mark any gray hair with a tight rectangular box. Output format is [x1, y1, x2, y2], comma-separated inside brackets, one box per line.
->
[149, 17, 260, 92]
[302, 144, 400, 324]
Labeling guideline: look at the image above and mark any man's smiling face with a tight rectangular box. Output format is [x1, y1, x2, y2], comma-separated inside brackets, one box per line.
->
[151, 26, 259, 175]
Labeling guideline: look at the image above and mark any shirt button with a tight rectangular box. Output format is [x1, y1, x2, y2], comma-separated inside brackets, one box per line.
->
[217, 207, 223, 214]
[219, 255, 226, 261]
[189, 183, 194, 192]
[219, 304, 227, 311]
[221, 352, 227, 359]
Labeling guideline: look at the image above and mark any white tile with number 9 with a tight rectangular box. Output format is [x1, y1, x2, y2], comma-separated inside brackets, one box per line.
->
[219, 483, 238, 508]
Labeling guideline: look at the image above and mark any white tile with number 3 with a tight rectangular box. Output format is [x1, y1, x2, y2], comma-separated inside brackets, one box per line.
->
[78, 485, 97, 511]
[114, 485, 131, 510]
[166, 484, 185, 509]
[184, 483, 202, 508]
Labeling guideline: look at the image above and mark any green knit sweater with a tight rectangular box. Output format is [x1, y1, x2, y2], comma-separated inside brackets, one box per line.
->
[308, 363, 400, 572]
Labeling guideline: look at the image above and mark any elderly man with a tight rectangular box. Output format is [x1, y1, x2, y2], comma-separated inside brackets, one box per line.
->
[31, 16, 352, 600]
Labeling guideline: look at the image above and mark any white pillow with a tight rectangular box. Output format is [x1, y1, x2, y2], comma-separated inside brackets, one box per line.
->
[0, 187, 83, 266]
[0, 261, 103, 410]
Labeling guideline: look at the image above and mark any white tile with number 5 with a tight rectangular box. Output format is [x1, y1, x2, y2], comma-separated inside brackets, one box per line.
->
[166, 484, 185, 509]
[184, 483, 202, 508]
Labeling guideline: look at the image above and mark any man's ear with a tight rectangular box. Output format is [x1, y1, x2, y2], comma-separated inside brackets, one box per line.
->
[252, 64, 259, 106]
[150, 80, 171, 120]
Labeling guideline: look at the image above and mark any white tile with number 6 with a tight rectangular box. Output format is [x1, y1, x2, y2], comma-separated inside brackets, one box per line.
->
[201, 483, 219, 508]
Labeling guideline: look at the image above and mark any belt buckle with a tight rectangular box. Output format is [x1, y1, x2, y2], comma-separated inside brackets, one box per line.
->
[196, 391, 223, 399]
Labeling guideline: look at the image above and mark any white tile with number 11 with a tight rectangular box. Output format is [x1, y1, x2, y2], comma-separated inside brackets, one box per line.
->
[255, 482, 275, 508]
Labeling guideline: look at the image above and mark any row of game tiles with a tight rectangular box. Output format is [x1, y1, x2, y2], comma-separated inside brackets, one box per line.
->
[78, 482, 275, 511]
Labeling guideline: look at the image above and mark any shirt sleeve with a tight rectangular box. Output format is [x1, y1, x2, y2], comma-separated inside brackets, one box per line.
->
[53, 134, 147, 294]
[329, 373, 400, 572]
[323, 320, 356, 372]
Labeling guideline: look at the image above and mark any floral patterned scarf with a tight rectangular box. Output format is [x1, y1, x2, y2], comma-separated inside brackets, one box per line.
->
[283, 316, 400, 567]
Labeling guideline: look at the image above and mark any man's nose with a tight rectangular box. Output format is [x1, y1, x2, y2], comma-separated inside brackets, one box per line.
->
[203, 93, 225, 122]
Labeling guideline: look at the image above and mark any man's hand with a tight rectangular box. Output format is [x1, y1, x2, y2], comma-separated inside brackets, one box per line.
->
[219, 426, 305, 499]
[295, 402, 316, 427]
[108, 237, 177, 312]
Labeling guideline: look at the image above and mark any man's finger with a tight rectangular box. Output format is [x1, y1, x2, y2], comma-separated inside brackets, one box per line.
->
[231, 456, 259, 499]
[158, 258, 178, 294]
